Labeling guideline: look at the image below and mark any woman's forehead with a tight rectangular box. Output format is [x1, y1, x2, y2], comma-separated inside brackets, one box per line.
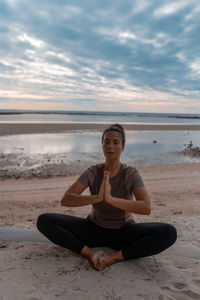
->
[103, 131, 122, 139]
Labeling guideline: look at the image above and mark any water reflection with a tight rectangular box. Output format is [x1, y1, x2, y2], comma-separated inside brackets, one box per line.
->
[125, 131, 194, 155]
[0, 132, 101, 154]
[0, 130, 199, 158]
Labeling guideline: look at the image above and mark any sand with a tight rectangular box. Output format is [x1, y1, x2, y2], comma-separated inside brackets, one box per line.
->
[0, 123, 200, 299]
[0, 122, 200, 136]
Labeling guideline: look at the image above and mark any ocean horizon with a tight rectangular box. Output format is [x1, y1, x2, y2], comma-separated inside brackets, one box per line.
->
[0, 109, 200, 124]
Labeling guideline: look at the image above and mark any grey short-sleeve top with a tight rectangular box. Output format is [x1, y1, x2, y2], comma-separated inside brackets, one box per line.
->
[77, 163, 144, 229]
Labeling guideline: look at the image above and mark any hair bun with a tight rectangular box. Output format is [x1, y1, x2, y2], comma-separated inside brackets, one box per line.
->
[102, 123, 126, 145]
[109, 124, 125, 133]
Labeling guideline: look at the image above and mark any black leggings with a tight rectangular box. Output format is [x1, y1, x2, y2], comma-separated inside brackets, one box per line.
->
[36, 213, 177, 260]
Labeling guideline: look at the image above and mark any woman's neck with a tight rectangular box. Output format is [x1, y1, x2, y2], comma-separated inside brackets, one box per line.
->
[104, 160, 121, 173]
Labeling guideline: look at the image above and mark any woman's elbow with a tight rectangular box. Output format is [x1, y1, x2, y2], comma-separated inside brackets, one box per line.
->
[145, 203, 151, 215]
[146, 206, 151, 215]
[61, 193, 70, 206]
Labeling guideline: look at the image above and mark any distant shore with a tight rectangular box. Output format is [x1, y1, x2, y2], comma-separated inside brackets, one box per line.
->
[0, 110, 200, 119]
[1, 122, 200, 136]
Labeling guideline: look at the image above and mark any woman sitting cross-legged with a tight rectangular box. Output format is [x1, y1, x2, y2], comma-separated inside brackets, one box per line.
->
[37, 123, 177, 271]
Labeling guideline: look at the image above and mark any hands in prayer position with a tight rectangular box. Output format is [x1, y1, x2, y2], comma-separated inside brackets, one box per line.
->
[98, 171, 112, 204]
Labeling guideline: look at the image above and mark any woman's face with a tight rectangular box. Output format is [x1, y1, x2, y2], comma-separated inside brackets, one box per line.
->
[102, 130, 125, 161]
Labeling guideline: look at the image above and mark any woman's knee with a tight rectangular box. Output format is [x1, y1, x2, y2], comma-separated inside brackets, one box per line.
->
[36, 213, 52, 231]
[161, 223, 177, 245]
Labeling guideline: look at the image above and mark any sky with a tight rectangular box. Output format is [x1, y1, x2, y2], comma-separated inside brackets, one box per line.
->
[0, 0, 200, 113]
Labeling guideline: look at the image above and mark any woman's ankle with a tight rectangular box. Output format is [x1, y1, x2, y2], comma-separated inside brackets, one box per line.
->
[111, 250, 124, 263]
[80, 245, 94, 259]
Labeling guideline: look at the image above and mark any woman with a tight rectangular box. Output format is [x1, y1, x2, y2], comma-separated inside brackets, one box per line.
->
[37, 124, 177, 271]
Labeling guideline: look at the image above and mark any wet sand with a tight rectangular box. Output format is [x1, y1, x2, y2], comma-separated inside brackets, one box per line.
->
[0, 122, 200, 136]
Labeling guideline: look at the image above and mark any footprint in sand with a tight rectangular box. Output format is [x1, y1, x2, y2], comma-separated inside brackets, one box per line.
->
[161, 281, 200, 299]
[173, 282, 187, 290]
[154, 200, 166, 206]
[193, 279, 200, 285]
[181, 289, 200, 299]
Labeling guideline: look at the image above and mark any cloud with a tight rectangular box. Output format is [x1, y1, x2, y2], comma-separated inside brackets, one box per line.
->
[0, 0, 199, 113]
[153, 0, 193, 18]
[18, 33, 45, 48]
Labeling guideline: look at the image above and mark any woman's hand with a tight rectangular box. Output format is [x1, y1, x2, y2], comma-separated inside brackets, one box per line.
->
[97, 171, 112, 203]
[104, 171, 112, 203]
[97, 172, 106, 202]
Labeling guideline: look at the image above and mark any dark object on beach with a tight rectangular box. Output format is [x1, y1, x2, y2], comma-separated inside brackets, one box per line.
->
[153, 140, 157, 143]
[183, 141, 200, 157]
[187, 141, 193, 150]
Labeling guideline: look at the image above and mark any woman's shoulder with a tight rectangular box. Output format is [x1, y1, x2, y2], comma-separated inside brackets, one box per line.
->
[121, 163, 144, 187]
[87, 163, 104, 170]
[77, 163, 103, 186]
[121, 163, 139, 173]
[86, 163, 104, 175]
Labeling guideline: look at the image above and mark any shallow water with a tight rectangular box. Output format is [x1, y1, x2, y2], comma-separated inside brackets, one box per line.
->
[0, 130, 199, 167]
[1, 112, 200, 124]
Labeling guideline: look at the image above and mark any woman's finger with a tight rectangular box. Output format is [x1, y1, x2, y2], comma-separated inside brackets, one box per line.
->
[104, 171, 109, 179]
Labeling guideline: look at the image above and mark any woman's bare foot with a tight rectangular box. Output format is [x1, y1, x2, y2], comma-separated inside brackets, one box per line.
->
[81, 246, 123, 271]
[98, 251, 124, 270]
[88, 251, 105, 270]
[81, 245, 105, 270]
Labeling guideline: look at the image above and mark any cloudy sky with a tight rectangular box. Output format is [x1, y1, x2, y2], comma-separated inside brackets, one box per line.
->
[0, 0, 200, 113]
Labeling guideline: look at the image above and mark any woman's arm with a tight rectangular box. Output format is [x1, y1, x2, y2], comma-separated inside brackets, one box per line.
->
[108, 187, 151, 215]
[104, 171, 151, 215]
[61, 176, 105, 207]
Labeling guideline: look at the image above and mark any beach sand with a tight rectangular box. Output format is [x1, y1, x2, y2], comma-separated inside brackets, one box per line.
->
[0, 123, 200, 299]
[0, 122, 200, 136]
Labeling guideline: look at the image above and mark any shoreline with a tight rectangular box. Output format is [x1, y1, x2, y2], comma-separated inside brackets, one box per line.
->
[1, 122, 200, 181]
[0, 122, 200, 136]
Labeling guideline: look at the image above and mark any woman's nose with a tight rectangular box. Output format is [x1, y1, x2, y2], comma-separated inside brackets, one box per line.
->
[107, 143, 114, 149]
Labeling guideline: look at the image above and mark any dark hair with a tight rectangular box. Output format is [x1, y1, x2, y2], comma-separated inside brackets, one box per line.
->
[102, 123, 125, 145]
